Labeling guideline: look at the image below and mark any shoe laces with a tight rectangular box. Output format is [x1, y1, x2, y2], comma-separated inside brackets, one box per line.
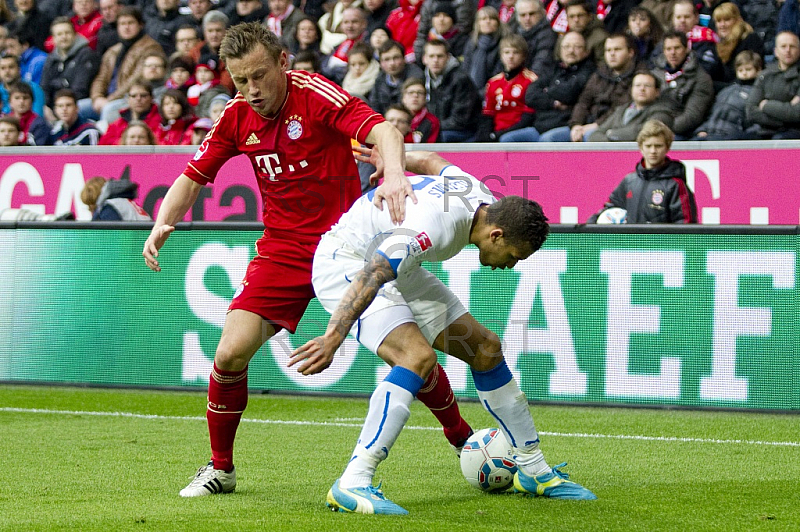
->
[550, 462, 570, 481]
[363, 482, 387, 500]
[186, 462, 214, 486]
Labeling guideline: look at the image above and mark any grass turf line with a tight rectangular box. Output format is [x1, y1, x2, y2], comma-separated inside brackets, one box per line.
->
[0, 385, 797, 532]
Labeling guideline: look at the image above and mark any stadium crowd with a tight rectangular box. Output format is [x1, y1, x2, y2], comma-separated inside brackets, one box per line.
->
[0, 0, 798, 146]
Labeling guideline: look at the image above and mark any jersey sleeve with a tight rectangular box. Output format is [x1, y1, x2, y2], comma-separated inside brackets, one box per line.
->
[183, 101, 241, 185]
[304, 73, 384, 144]
[371, 209, 454, 280]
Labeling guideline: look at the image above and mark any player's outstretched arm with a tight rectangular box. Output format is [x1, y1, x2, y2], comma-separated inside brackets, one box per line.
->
[365, 122, 415, 224]
[354, 148, 453, 183]
[404, 151, 452, 176]
[142, 174, 204, 272]
[288, 252, 397, 375]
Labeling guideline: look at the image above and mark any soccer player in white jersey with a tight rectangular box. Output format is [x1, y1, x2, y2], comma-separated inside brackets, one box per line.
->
[289, 150, 597, 515]
[145, 23, 476, 499]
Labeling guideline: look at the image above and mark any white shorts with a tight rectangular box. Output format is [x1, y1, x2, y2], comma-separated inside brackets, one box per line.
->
[313, 234, 467, 354]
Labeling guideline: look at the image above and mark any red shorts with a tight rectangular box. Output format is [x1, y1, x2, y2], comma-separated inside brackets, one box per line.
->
[228, 236, 317, 333]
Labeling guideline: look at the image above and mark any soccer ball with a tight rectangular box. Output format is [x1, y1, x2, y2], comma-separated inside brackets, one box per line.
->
[460, 428, 517, 491]
[596, 207, 628, 224]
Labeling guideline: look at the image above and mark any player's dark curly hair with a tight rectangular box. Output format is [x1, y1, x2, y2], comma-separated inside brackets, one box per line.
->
[219, 22, 283, 63]
[485, 196, 550, 252]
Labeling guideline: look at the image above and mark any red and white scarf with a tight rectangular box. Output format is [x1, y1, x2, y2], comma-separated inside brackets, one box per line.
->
[546, 0, 568, 33]
[688, 25, 718, 44]
[266, 4, 295, 37]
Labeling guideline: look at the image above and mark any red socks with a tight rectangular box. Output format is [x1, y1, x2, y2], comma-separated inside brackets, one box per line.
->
[205, 362, 468, 470]
[416, 363, 473, 447]
[207, 363, 248, 472]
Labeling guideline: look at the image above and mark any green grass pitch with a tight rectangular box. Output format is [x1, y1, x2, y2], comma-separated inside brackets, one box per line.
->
[0, 385, 798, 531]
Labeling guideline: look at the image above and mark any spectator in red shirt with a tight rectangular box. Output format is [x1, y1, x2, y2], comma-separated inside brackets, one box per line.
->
[99, 79, 161, 144]
[385, 0, 423, 62]
[155, 88, 196, 145]
[189, 10, 234, 94]
[120, 120, 156, 145]
[7, 81, 49, 145]
[400, 77, 440, 142]
[44, 0, 104, 52]
[477, 34, 537, 141]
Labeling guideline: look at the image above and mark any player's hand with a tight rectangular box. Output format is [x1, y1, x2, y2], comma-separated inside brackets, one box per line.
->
[288, 335, 339, 375]
[372, 167, 417, 224]
[142, 224, 175, 272]
[354, 145, 385, 185]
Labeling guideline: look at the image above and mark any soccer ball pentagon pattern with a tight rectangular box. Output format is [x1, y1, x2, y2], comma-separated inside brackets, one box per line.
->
[596, 207, 628, 224]
[460, 428, 517, 491]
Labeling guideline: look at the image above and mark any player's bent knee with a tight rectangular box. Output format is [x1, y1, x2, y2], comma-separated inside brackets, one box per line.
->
[415, 348, 438, 379]
[471, 333, 504, 372]
[214, 342, 253, 371]
[379, 342, 437, 379]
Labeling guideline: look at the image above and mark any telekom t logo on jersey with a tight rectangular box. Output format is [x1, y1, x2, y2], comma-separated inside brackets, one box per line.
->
[255, 153, 309, 181]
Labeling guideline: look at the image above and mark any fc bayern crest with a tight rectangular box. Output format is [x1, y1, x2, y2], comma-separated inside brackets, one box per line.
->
[287, 119, 303, 140]
[511, 85, 522, 98]
[651, 189, 665, 205]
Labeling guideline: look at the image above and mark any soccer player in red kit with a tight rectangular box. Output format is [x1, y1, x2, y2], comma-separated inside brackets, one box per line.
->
[141, 22, 472, 497]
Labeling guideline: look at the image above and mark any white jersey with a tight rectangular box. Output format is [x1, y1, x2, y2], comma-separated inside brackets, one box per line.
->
[327, 165, 496, 280]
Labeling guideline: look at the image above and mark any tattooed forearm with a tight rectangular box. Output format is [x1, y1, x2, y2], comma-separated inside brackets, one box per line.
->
[325, 253, 397, 342]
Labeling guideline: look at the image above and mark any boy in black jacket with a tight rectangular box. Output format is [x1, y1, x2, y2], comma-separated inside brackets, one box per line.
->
[589, 119, 698, 223]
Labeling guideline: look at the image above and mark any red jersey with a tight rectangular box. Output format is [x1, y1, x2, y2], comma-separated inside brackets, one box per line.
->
[483, 69, 536, 131]
[185, 70, 383, 241]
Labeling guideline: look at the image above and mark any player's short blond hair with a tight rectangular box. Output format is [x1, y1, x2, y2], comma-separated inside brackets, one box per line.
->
[219, 22, 283, 64]
[637, 119, 674, 149]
